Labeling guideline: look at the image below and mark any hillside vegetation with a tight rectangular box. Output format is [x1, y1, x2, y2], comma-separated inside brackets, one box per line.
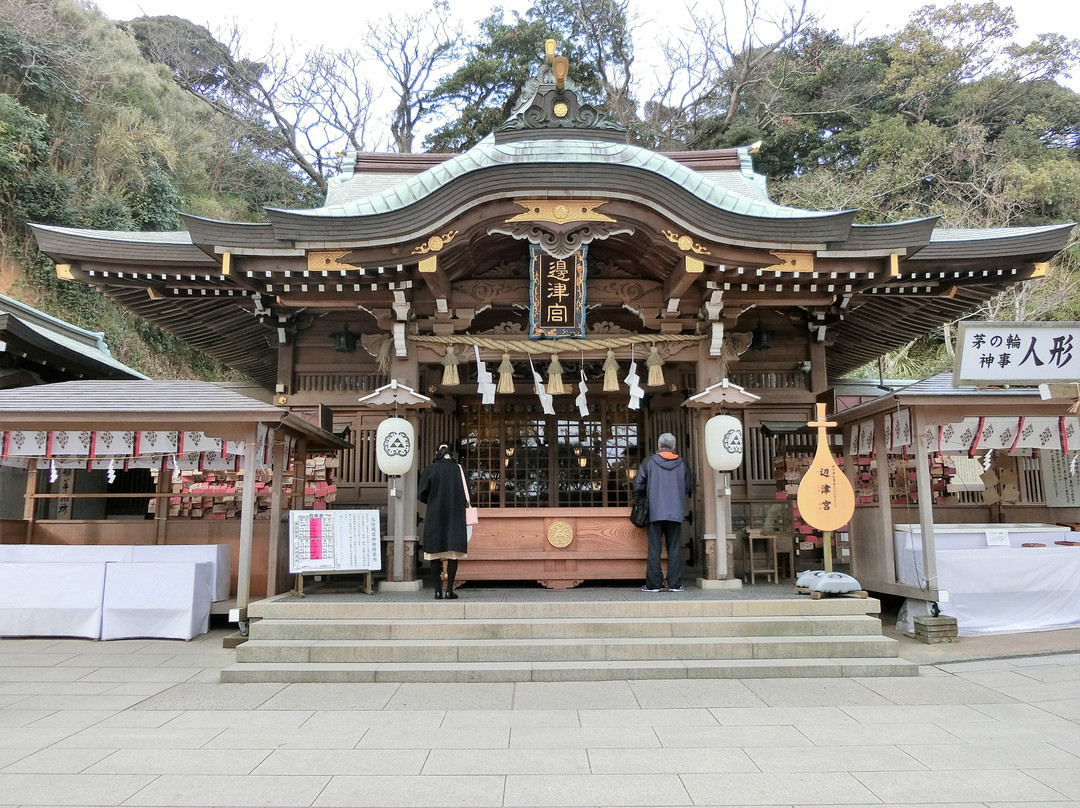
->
[2, 0, 1078, 380]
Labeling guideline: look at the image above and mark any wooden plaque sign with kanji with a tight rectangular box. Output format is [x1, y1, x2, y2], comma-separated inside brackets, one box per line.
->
[528, 246, 587, 338]
[797, 404, 856, 532]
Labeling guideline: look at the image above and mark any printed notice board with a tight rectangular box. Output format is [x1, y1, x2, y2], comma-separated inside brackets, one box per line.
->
[289, 510, 382, 573]
[1040, 451, 1080, 507]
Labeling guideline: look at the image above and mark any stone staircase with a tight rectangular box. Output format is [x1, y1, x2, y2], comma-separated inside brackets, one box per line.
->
[220, 591, 918, 682]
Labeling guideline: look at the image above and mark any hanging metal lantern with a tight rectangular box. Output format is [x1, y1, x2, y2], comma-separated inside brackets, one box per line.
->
[330, 324, 357, 353]
[375, 416, 415, 476]
[750, 320, 773, 351]
[704, 414, 743, 471]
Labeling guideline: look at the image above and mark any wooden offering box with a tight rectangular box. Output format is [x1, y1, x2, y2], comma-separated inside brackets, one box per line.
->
[456, 508, 652, 589]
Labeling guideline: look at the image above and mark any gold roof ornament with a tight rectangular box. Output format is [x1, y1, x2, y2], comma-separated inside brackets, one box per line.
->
[552, 55, 569, 90]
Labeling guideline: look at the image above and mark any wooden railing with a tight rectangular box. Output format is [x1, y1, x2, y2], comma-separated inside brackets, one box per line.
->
[292, 372, 388, 393]
[730, 370, 808, 390]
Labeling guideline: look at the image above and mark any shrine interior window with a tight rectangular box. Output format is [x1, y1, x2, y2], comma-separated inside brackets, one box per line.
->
[458, 397, 639, 508]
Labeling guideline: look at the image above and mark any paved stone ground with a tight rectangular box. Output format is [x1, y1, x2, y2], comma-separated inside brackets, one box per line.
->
[2, 603, 1080, 808]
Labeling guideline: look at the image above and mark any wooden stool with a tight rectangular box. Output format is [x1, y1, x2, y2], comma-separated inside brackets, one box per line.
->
[745, 529, 778, 584]
[773, 535, 794, 581]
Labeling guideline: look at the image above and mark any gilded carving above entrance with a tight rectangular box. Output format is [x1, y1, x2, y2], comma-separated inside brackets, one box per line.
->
[507, 199, 615, 224]
[411, 230, 459, 256]
[660, 229, 711, 256]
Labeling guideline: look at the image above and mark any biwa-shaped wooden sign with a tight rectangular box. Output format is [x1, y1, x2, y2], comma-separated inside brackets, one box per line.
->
[797, 404, 856, 532]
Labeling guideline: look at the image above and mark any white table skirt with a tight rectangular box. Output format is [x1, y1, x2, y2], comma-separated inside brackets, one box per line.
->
[101, 562, 214, 641]
[0, 562, 107, 638]
[0, 545, 134, 563]
[130, 545, 231, 601]
[936, 546, 1080, 634]
[893, 523, 1076, 587]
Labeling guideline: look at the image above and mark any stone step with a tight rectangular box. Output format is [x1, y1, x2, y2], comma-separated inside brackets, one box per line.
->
[235, 634, 900, 664]
[220, 656, 918, 683]
[248, 596, 883, 622]
[229, 592, 907, 682]
[248, 614, 886, 642]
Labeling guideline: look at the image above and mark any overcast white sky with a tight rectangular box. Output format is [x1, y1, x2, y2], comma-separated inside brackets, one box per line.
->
[89, 0, 1080, 141]
[90, 0, 1080, 52]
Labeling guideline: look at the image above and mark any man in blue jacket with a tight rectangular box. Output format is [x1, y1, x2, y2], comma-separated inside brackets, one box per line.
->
[634, 432, 691, 592]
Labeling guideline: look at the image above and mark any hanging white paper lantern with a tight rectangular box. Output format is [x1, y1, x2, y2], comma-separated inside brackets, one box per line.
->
[705, 414, 743, 471]
[376, 417, 415, 476]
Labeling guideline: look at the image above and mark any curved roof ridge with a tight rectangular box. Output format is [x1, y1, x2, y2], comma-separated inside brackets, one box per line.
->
[930, 222, 1076, 241]
[273, 137, 845, 223]
[30, 223, 193, 244]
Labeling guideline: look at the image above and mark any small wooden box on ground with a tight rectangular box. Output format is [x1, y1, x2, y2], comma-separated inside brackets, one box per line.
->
[913, 614, 959, 644]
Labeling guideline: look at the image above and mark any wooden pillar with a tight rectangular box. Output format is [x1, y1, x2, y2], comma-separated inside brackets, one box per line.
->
[277, 339, 296, 394]
[266, 430, 288, 596]
[291, 437, 308, 511]
[809, 339, 827, 393]
[386, 347, 420, 583]
[697, 410, 719, 579]
[871, 411, 896, 584]
[910, 408, 939, 595]
[694, 339, 735, 582]
[401, 462, 418, 581]
[154, 460, 171, 545]
[23, 459, 37, 544]
[235, 425, 259, 618]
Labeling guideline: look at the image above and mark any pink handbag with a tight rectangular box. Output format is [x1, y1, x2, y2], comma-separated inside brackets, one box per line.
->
[460, 467, 479, 526]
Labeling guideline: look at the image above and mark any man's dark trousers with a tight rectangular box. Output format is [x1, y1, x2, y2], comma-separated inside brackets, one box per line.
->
[646, 519, 683, 590]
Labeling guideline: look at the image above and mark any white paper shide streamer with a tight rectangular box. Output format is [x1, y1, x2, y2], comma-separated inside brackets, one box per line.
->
[624, 346, 645, 411]
[528, 355, 555, 415]
[474, 345, 496, 405]
[576, 370, 589, 417]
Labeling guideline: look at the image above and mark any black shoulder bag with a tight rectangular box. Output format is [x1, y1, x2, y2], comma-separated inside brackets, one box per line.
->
[629, 459, 651, 527]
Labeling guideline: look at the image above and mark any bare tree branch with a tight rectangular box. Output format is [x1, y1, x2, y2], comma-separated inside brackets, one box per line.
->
[364, 1, 463, 153]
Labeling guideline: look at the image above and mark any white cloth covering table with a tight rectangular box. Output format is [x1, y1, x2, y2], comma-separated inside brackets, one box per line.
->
[100, 562, 214, 640]
[130, 544, 231, 601]
[0, 562, 107, 638]
[934, 545, 1080, 634]
[893, 523, 1080, 634]
[0, 545, 133, 563]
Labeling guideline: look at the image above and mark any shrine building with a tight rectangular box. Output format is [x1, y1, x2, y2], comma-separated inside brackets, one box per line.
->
[27, 46, 1074, 596]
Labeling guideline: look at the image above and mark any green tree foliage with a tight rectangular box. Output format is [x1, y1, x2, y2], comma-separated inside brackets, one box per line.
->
[771, 3, 1080, 229]
[0, 0, 258, 380]
[0, 93, 48, 183]
[423, 1, 625, 152]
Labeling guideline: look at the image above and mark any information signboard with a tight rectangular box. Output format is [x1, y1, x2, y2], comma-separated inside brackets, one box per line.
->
[288, 510, 382, 573]
[954, 321, 1080, 385]
[1040, 450, 1080, 507]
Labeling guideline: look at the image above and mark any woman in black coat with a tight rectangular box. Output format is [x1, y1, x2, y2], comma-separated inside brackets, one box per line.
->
[417, 443, 469, 599]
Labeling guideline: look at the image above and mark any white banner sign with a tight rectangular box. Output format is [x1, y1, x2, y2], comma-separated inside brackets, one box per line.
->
[955, 322, 1080, 385]
[289, 510, 382, 574]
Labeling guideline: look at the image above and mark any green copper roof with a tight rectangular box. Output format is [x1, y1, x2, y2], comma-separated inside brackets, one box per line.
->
[304, 136, 842, 222]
